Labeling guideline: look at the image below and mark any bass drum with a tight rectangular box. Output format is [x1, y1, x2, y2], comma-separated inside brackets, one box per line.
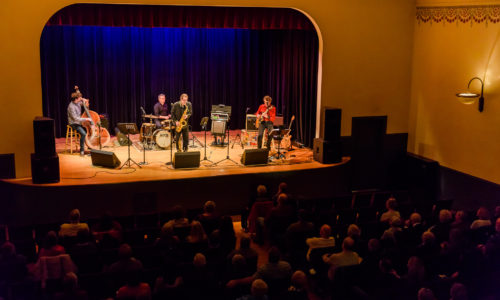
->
[153, 129, 172, 149]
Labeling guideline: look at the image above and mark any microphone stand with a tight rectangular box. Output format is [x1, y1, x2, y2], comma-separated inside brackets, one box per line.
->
[212, 122, 239, 166]
[139, 114, 148, 165]
[166, 103, 175, 166]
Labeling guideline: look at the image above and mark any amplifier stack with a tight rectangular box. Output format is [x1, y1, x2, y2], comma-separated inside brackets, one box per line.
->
[31, 117, 60, 183]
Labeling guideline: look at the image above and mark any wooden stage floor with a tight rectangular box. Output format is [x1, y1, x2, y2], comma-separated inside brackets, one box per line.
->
[5, 130, 346, 186]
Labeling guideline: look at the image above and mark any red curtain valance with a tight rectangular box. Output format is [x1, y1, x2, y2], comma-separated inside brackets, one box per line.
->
[46, 4, 314, 30]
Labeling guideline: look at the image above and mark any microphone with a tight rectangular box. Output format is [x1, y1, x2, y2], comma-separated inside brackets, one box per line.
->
[140, 106, 146, 116]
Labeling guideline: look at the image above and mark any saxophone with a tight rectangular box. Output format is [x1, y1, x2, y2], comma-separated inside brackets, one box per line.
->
[176, 104, 189, 133]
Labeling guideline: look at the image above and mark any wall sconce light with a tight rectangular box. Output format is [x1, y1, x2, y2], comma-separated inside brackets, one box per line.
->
[456, 77, 484, 112]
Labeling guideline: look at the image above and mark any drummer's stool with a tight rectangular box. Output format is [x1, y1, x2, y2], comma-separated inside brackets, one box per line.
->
[65, 125, 81, 154]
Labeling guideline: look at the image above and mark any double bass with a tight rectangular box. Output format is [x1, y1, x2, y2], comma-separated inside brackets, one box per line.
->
[75, 86, 111, 149]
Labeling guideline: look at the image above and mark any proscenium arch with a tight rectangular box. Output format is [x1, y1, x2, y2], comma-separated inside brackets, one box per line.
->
[40, 3, 323, 141]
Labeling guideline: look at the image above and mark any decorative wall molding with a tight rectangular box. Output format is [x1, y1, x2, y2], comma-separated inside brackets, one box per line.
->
[417, 5, 500, 24]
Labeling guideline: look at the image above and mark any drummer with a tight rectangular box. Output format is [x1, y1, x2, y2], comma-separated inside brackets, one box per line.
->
[153, 93, 171, 128]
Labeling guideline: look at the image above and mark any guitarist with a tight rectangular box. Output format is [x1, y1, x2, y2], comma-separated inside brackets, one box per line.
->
[67, 90, 92, 156]
[256, 95, 276, 151]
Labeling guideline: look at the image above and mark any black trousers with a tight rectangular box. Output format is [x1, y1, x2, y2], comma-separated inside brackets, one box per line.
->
[175, 126, 189, 151]
[257, 121, 273, 150]
[70, 124, 87, 152]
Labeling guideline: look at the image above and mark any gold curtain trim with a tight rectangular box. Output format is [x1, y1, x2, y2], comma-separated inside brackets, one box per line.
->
[417, 5, 500, 24]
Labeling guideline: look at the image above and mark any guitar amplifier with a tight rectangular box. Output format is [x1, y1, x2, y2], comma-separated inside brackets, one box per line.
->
[211, 120, 226, 135]
[246, 114, 257, 131]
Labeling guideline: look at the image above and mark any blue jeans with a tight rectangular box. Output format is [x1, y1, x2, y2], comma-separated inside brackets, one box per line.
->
[257, 121, 273, 149]
[70, 124, 87, 152]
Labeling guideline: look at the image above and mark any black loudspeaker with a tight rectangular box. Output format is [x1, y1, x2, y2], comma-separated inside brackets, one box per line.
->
[173, 151, 200, 169]
[0, 153, 16, 179]
[241, 149, 269, 165]
[33, 117, 56, 156]
[31, 154, 60, 184]
[322, 108, 341, 142]
[90, 149, 121, 168]
[313, 138, 342, 164]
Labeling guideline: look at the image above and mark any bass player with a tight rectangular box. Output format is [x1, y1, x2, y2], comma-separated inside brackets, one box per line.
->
[67, 88, 92, 156]
[256, 95, 276, 151]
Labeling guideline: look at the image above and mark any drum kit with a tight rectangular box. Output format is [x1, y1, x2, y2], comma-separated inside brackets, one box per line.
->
[140, 114, 180, 150]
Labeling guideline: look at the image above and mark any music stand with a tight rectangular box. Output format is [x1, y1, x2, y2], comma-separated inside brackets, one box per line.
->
[117, 123, 141, 169]
[199, 117, 213, 164]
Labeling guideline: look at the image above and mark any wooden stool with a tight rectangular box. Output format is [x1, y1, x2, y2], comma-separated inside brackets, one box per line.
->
[65, 125, 81, 154]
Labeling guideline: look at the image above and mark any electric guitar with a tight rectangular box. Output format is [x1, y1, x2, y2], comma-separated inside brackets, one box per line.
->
[255, 105, 273, 128]
[280, 115, 295, 150]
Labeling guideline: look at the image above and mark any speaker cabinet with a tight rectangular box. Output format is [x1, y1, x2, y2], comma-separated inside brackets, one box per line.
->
[91, 149, 121, 168]
[31, 154, 60, 184]
[321, 108, 341, 142]
[246, 114, 258, 131]
[173, 151, 200, 169]
[0, 153, 16, 179]
[211, 120, 227, 135]
[241, 149, 269, 165]
[313, 138, 342, 164]
[33, 117, 56, 156]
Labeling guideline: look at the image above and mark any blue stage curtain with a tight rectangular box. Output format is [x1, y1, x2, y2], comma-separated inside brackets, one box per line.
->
[40, 26, 318, 146]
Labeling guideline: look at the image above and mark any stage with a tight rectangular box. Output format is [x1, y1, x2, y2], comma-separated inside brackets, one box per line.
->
[0, 131, 352, 226]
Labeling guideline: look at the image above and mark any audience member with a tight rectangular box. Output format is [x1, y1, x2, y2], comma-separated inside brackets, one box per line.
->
[237, 279, 268, 300]
[197, 200, 221, 235]
[53, 272, 89, 300]
[285, 209, 315, 266]
[417, 287, 436, 300]
[347, 223, 367, 257]
[381, 216, 403, 246]
[285, 270, 309, 300]
[59, 209, 89, 238]
[272, 182, 289, 206]
[39, 231, 65, 257]
[449, 282, 468, 300]
[380, 197, 400, 224]
[470, 207, 492, 230]
[186, 220, 208, 244]
[219, 215, 237, 254]
[91, 212, 123, 246]
[430, 209, 452, 243]
[0, 241, 28, 282]
[162, 205, 189, 230]
[265, 193, 296, 248]
[108, 244, 144, 290]
[182, 253, 217, 298]
[306, 224, 335, 261]
[227, 236, 258, 273]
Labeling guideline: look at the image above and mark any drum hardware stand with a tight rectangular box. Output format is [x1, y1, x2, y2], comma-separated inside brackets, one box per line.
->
[212, 125, 239, 166]
[189, 125, 203, 148]
[117, 123, 141, 169]
[199, 117, 213, 164]
[165, 125, 175, 166]
[231, 133, 244, 149]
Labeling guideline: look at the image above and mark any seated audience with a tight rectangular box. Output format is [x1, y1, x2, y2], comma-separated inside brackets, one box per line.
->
[0, 241, 28, 282]
[227, 236, 258, 273]
[108, 244, 144, 290]
[236, 279, 268, 300]
[285, 209, 315, 267]
[243, 185, 272, 231]
[381, 216, 403, 246]
[285, 270, 309, 300]
[430, 209, 452, 243]
[417, 287, 436, 300]
[272, 182, 289, 206]
[380, 197, 400, 224]
[323, 237, 362, 280]
[449, 282, 468, 300]
[265, 193, 296, 248]
[470, 206, 492, 230]
[219, 215, 237, 255]
[116, 274, 151, 300]
[197, 200, 221, 235]
[306, 224, 335, 261]
[59, 209, 89, 238]
[39, 231, 65, 257]
[53, 272, 88, 300]
[403, 212, 425, 249]
[347, 223, 367, 257]
[182, 253, 217, 298]
[450, 210, 470, 233]
[91, 212, 123, 246]
[153, 262, 182, 299]
[162, 205, 189, 231]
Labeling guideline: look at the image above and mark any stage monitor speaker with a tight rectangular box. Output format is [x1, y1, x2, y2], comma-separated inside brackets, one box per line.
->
[241, 149, 269, 166]
[0, 153, 16, 179]
[33, 117, 56, 156]
[313, 138, 342, 164]
[90, 149, 121, 168]
[31, 154, 60, 184]
[173, 151, 200, 169]
[211, 120, 227, 135]
[321, 108, 341, 142]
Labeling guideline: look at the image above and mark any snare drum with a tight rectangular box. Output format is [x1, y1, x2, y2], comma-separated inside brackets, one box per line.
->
[140, 123, 156, 142]
[153, 129, 172, 149]
[161, 119, 175, 131]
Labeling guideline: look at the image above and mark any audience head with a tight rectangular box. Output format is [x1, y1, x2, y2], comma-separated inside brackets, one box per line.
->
[410, 212, 422, 225]
[422, 231, 435, 244]
[231, 254, 246, 268]
[251, 279, 268, 298]
[171, 205, 185, 220]
[454, 210, 466, 223]
[277, 193, 288, 206]
[476, 206, 490, 220]
[367, 238, 381, 253]
[291, 270, 307, 290]
[189, 221, 206, 241]
[69, 209, 81, 223]
[62, 272, 78, 291]
[240, 236, 251, 250]
[342, 237, 355, 251]
[407, 256, 425, 281]
[193, 253, 206, 267]
[439, 209, 452, 224]
[209, 229, 221, 247]
[450, 283, 468, 300]
[44, 231, 58, 248]
[256, 185, 267, 197]
[494, 206, 500, 218]
[379, 257, 394, 273]
[417, 287, 436, 300]
[0, 241, 16, 257]
[320, 224, 331, 238]
[118, 243, 133, 260]
[347, 224, 361, 238]
[386, 197, 397, 210]
[268, 247, 281, 263]
[278, 182, 288, 194]
[203, 201, 216, 213]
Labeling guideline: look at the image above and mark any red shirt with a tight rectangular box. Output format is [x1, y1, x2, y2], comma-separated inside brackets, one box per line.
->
[256, 104, 276, 122]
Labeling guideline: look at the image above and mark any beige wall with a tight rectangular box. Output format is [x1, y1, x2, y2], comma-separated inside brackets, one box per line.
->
[409, 3, 500, 184]
[0, 0, 415, 178]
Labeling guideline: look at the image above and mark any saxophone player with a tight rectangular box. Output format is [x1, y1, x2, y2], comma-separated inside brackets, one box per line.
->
[172, 93, 192, 152]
